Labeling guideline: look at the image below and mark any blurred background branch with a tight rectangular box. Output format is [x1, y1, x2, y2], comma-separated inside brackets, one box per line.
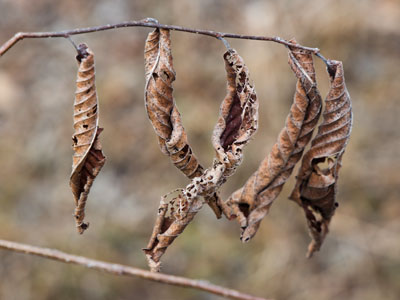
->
[0, 239, 269, 300]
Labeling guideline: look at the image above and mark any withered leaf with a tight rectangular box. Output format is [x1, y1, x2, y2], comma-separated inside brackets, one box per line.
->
[144, 48, 258, 271]
[144, 28, 221, 216]
[144, 29, 203, 179]
[289, 60, 352, 257]
[212, 49, 259, 178]
[70, 44, 106, 234]
[223, 42, 323, 242]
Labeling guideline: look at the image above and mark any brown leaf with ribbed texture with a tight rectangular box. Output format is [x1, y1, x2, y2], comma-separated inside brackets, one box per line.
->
[144, 48, 258, 271]
[223, 42, 323, 242]
[143, 28, 221, 216]
[70, 44, 106, 234]
[144, 29, 202, 178]
[290, 60, 352, 258]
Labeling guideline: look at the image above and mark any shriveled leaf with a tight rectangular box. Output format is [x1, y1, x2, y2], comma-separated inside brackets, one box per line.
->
[144, 49, 258, 270]
[144, 29, 203, 179]
[70, 44, 106, 234]
[143, 29, 222, 216]
[290, 60, 352, 257]
[212, 49, 259, 178]
[224, 42, 323, 242]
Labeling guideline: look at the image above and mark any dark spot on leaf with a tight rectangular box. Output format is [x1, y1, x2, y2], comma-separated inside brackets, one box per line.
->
[238, 203, 250, 218]
[181, 144, 189, 155]
[327, 60, 337, 78]
[220, 93, 243, 150]
[76, 44, 89, 62]
[239, 71, 246, 84]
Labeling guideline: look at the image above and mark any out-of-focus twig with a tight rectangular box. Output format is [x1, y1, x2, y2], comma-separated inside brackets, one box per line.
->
[0, 239, 270, 300]
[0, 18, 320, 57]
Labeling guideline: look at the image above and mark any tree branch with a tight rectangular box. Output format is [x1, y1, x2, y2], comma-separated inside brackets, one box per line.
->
[0, 18, 320, 57]
[0, 239, 270, 300]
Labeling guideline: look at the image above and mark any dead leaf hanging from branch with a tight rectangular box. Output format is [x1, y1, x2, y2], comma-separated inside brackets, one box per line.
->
[70, 44, 106, 234]
[144, 48, 258, 271]
[289, 60, 352, 258]
[144, 28, 222, 216]
[222, 41, 323, 242]
[144, 28, 203, 179]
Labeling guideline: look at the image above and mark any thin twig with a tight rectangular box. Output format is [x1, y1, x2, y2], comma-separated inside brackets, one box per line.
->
[0, 239, 270, 300]
[0, 18, 320, 57]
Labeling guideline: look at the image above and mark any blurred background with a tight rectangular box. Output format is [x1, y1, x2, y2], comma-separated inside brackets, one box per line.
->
[0, 0, 399, 299]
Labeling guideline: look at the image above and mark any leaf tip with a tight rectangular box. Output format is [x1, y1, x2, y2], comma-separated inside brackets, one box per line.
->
[76, 222, 89, 234]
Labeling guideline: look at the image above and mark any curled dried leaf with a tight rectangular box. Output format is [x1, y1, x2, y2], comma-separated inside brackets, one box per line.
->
[290, 60, 352, 257]
[212, 49, 259, 177]
[223, 42, 323, 242]
[144, 49, 258, 270]
[70, 44, 106, 234]
[144, 29, 203, 179]
[144, 29, 222, 216]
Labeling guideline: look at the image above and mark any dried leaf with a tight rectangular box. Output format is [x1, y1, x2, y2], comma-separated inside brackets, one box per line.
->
[223, 42, 323, 242]
[144, 49, 258, 270]
[289, 60, 352, 257]
[144, 29, 221, 216]
[70, 44, 106, 234]
[144, 29, 203, 178]
[212, 49, 259, 178]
